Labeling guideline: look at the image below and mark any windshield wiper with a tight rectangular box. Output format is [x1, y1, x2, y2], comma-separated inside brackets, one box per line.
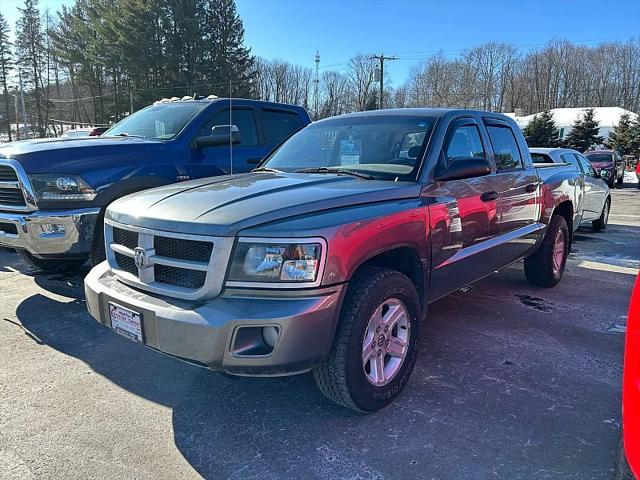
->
[112, 132, 146, 138]
[252, 166, 282, 173]
[294, 167, 374, 180]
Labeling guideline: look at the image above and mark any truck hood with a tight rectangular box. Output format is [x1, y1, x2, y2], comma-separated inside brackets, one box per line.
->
[106, 172, 421, 236]
[0, 136, 163, 173]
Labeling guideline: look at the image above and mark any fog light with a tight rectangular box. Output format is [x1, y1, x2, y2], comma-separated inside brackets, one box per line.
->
[36, 223, 66, 237]
[262, 326, 279, 348]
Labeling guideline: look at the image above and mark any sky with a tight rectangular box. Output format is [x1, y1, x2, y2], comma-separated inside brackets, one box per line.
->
[3, 0, 640, 85]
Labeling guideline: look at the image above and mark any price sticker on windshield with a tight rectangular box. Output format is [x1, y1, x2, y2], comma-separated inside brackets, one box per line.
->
[340, 139, 362, 165]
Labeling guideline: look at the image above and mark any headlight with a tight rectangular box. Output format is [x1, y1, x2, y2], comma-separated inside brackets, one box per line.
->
[228, 239, 323, 284]
[28, 174, 97, 202]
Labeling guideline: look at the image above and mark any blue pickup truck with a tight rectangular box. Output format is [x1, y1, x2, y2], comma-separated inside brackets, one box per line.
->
[0, 98, 311, 272]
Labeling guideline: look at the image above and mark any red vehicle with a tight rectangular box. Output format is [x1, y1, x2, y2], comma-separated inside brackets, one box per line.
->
[620, 274, 640, 478]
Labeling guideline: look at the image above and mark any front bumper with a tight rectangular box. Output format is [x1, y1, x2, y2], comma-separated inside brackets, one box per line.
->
[0, 207, 99, 258]
[84, 262, 346, 376]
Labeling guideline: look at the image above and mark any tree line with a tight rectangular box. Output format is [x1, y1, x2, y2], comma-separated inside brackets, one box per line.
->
[523, 108, 640, 158]
[0, 0, 639, 144]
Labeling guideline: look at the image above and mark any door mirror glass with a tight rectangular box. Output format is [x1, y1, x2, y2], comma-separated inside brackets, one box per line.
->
[195, 124, 241, 148]
[434, 156, 491, 181]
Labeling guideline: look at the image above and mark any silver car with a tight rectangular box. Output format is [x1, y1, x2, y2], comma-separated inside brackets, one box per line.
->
[530, 147, 611, 231]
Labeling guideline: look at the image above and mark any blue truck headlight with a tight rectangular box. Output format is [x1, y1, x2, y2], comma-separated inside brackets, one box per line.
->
[228, 240, 322, 284]
[28, 174, 97, 202]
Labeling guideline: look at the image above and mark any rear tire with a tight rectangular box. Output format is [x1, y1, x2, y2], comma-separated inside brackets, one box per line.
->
[592, 198, 610, 232]
[524, 215, 569, 288]
[312, 266, 421, 412]
[16, 250, 86, 273]
[591, 199, 611, 232]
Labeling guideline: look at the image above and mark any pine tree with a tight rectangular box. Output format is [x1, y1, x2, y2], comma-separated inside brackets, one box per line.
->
[0, 12, 13, 141]
[564, 108, 604, 152]
[202, 0, 255, 98]
[523, 110, 560, 147]
[608, 113, 634, 156]
[15, 0, 45, 136]
[629, 116, 640, 159]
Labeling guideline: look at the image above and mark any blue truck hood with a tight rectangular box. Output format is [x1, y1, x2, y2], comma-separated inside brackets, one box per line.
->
[0, 136, 164, 173]
[106, 173, 421, 236]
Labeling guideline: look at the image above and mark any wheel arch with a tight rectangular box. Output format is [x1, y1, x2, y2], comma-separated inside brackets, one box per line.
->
[550, 200, 574, 252]
[348, 246, 428, 314]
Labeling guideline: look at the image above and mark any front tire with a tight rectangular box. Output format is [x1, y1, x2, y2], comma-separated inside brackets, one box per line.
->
[524, 215, 569, 288]
[16, 250, 86, 273]
[313, 267, 421, 412]
[592, 198, 610, 232]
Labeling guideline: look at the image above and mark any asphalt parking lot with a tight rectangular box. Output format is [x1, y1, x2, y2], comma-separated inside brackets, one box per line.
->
[1, 186, 639, 480]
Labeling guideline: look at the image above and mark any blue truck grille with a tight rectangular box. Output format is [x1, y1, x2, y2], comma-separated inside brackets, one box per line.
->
[0, 188, 26, 206]
[0, 166, 18, 182]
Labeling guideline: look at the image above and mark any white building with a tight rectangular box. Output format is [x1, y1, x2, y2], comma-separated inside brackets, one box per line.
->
[507, 107, 639, 141]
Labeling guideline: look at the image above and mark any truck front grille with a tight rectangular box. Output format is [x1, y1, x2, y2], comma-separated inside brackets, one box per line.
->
[0, 162, 33, 212]
[154, 264, 207, 289]
[105, 221, 229, 300]
[0, 166, 18, 182]
[0, 188, 26, 207]
[114, 251, 138, 276]
[154, 236, 213, 262]
[113, 227, 138, 250]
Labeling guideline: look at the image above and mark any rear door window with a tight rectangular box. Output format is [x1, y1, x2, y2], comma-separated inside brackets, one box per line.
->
[486, 125, 523, 171]
[262, 109, 304, 145]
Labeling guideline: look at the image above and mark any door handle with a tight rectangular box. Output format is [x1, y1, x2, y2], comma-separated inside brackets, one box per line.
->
[247, 158, 262, 165]
[480, 191, 499, 202]
[525, 183, 538, 193]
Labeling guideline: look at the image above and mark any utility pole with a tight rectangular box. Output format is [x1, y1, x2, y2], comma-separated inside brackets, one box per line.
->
[370, 54, 398, 109]
[18, 70, 29, 139]
[13, 94, 19, 140]
[314, 50, 320, 120]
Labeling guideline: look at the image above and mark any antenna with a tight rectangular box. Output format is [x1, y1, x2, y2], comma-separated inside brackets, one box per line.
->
[229, 79, 233, 177]
[314, 50, 320, 120]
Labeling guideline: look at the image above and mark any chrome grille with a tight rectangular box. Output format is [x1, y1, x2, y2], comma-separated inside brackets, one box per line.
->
[0, 160, 35, 212]
[0, 188, 26, 206]
[0, 166, 18, 182]
[105, 220, 234, 301]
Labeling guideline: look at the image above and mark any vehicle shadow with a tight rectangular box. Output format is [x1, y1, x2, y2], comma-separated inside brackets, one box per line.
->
[8, 227, 635, 480]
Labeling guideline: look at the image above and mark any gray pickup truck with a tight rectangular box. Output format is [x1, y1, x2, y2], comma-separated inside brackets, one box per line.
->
[85, 109, 580, 411]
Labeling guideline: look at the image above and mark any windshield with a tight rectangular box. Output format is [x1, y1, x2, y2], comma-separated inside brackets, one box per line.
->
[263, 115, 436, 180]
[585, 152, 613, 164]
[105, 102, 208, 139]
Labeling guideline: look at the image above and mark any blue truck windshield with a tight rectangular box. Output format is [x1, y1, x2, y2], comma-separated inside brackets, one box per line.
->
[263, 116, 436, 179]
[105, 102, 208, 139]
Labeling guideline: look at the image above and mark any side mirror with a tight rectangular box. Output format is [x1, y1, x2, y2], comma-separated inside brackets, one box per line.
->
[195, 124, 241, 148]
[434, 156, 491, 182]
